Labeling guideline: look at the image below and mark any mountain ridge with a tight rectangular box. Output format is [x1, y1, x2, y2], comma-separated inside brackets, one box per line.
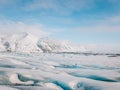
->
[0, 32, 120, 54]
[0, 32, 82, 53]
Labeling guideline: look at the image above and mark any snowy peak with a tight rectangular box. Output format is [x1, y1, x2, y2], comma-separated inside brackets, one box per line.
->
[1, 32, 42, 53]
[0, 32, 81, 53]
[37, 38, 75, 52]
[1, 32, 118, 53]
[9, 32, 37, 41]
[0, 37, 5, 51]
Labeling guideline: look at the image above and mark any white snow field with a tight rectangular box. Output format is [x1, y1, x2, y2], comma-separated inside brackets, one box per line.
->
[0, 52, 120, 90]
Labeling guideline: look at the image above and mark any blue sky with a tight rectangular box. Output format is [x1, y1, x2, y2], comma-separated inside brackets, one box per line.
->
[0, 0, 120, 44]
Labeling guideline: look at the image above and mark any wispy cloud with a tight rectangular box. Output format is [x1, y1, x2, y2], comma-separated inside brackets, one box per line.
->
[25, 0, 95, 14]
[26, 0, 58, 10]
[75, 15, 120, 33]
[0, 20, 50, 37]
[0, 0, 19, 6]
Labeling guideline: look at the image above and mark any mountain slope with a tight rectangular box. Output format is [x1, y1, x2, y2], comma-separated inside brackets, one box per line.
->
[0, 32, 81, 53]
[0, 32, 119, 53]
[0, 36, 5, 51]
[37, 38, 75, 52]
[1, 32, 42, 53]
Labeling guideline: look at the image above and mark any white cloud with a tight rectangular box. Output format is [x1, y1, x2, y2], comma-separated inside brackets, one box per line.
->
[75, 15, 120, 32]
[64, 0, 95, 11]
[0, 20, 50, 37]
[25, 0, 95, 14]
[26, 0, 58, 10]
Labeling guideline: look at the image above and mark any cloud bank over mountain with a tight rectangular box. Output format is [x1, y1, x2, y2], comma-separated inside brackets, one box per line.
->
[0, 20, 49, 37]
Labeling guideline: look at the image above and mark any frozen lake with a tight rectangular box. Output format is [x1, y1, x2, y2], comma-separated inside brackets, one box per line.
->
[0, 52, 120, 90]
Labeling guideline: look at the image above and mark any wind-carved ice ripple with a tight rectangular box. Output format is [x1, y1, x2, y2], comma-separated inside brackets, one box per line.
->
[17, 73, 40, 86]
[76, 82, 101, 90]
[85, 65, 120, 70]
[54, 64, 85, 69]
[44, 78, 72, 90]
[7, 73, 44, 87]
[0, 53, 120, 90]
[0, 64, 15, 68]
[69, 72, 117, 82]
[0, 72, 12, 85]
[54, 64, 120, 71]
[53, 64, 120, 82]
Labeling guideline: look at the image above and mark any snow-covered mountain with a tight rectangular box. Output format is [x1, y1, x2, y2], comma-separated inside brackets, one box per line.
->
[37, 38, 79, 52]
[0, 32, 119, 54]
[0, 36, 5, 51]
[1, 32, 42, 53]
[0, 32, 82, 53]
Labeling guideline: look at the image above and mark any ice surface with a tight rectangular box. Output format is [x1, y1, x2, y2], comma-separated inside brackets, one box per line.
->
[0, 52, 120, 90]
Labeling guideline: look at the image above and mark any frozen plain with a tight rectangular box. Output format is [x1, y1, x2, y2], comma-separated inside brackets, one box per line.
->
[0, 52, 120, 90]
